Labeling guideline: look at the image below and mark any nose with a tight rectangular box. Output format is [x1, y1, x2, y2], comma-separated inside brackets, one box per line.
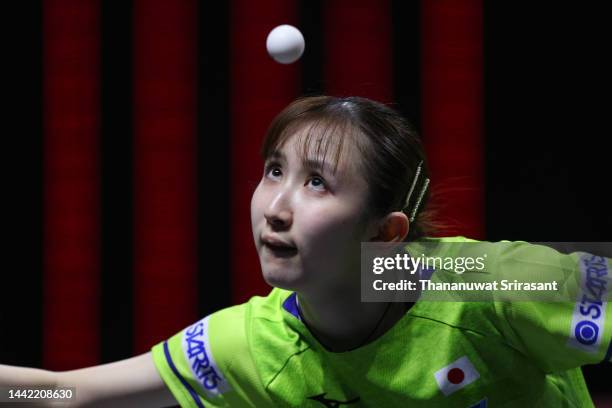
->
[264, 189, 293, 230]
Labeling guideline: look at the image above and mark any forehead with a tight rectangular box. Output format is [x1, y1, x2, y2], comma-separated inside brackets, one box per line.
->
[271, 122, 364, 177]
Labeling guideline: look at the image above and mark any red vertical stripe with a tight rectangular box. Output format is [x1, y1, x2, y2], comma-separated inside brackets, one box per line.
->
[230, 1, 300, 303]
[421, 0, 485, 239]
[324, 0, 393, 102]
[43, 0, 100, 369]
[133, 0, 198, 353]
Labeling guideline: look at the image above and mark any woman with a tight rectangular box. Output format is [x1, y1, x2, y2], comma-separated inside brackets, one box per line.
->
[1, 96, 609, 407]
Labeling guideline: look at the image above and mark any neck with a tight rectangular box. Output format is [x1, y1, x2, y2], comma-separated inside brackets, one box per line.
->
[296, 288, 406, 352]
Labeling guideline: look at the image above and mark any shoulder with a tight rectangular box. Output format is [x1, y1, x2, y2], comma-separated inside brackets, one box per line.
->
[407, 235, 581, 278]
[409, 237, 612, 371]
[210, 288, 310, 396]
[151, 289, 294, 407]
[207, 287, 298, 375]
[403, 237, 577, 337]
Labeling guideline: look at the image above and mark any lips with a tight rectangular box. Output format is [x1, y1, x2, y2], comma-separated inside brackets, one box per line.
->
[261, 235, 298, 258]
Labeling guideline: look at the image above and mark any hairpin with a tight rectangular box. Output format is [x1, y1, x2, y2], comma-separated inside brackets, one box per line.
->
[403, 161, 429, 222]
[404, 161, 423, 210]
[410, 178, 429, 222]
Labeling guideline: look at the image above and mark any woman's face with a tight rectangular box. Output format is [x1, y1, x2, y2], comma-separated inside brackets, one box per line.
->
[251, 130, 376, 294]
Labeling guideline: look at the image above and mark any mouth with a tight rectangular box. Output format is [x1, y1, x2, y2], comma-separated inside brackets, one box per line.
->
[261, 235, 298, 258]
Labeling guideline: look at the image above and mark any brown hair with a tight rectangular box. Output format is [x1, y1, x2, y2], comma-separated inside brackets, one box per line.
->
[261, 96, 436, 240]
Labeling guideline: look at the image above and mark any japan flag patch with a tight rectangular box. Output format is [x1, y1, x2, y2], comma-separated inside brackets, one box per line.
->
[434, 356, 480, 396]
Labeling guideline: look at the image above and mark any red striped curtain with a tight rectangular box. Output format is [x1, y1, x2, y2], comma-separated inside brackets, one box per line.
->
[132, 0, 198, 354]
[43, 0, 101, 369]
[324, 0, 393, 102]
[39, 0, 486, 368]
[229, 0, 301, 303]
[421, 0, 485, 239]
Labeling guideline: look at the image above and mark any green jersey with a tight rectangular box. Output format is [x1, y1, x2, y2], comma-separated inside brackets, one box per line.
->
[152, 238, 611, 407]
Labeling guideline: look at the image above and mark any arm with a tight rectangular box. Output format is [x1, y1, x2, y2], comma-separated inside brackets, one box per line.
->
[1, 352, 177, 407]
[0, 364, 57, 388]
[494, 242, 612, 372]
[58, 352, 177, 407]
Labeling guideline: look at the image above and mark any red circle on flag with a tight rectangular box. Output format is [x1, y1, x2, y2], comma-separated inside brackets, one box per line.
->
[447, 368, 465, 384]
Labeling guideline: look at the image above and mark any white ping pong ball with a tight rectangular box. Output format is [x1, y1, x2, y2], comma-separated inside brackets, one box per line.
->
[266, 25, 305, 64]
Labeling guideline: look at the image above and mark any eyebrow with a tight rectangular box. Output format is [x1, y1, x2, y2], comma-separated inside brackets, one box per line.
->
[268, 151, 286, 162]
[302, 158, 334, 175]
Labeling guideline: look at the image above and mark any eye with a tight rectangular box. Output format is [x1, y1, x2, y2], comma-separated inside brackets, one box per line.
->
[264, 163, 282, 180]
[307, 175, 327, 192]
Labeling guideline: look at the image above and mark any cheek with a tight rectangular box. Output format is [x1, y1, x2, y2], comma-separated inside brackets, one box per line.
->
[250, 182, 265, 229]
[297, 206, 365, 256]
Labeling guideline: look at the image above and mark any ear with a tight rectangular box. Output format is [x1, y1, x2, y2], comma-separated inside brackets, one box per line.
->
[370, 211, 410, 242]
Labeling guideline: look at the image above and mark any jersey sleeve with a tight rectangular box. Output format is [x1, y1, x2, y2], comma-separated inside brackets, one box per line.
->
[150, 304, 272, 408]
[493, 241, 612, 373]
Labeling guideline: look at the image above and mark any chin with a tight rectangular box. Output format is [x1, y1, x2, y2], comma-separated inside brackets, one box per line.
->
[261, 267, 306, 292]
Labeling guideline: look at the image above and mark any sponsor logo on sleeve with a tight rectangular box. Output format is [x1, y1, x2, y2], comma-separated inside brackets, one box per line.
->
[568, 254, 609, 353]
[182, 316, 232, 397]
[434, 356, 480, 396]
